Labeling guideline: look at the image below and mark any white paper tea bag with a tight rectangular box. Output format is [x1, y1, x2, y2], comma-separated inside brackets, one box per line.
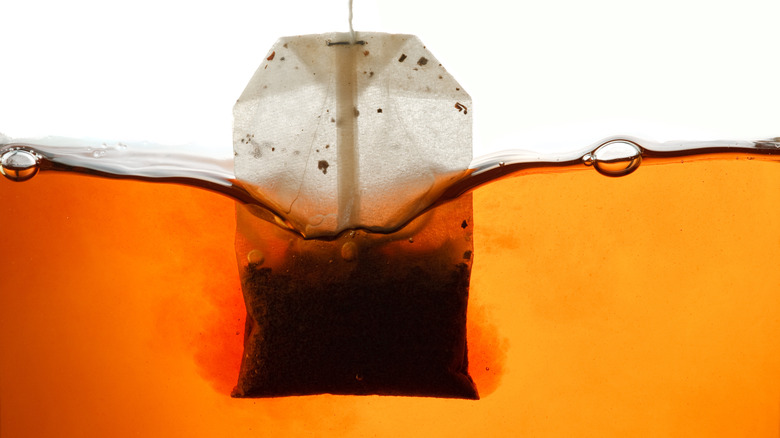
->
[233, 32, 471, 237]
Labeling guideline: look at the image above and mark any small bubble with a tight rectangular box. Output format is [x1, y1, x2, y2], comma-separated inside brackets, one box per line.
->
[589, 140, 642, 177]
[1, 149, 40, 182]
[341, 241, 357, 262]
[582, 154, 594, 166]
[92, 150, 106, 158]
[355, 373, 363, 381]
[408, 237, 414, 243]
[247, 249, 265, 265]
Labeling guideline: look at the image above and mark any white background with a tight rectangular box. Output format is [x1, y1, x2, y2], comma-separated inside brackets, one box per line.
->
[1, 0, 778, 159]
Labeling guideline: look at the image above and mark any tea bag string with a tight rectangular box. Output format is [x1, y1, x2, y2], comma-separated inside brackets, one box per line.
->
[348, 0, 356, 44]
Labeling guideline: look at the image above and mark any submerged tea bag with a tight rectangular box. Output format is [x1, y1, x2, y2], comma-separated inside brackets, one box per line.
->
[233, 32, 471, 237]
[233, 195, 477, 399]
[232, 33, 477, 399]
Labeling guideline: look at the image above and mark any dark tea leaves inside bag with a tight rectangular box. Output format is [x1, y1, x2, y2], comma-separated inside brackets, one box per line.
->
[232, 194, 478, 399]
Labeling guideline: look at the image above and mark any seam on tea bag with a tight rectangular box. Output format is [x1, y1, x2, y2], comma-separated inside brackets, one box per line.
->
[335, 43, 359, 229]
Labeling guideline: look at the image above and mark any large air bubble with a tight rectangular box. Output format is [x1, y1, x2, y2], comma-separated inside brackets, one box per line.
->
[583, 140, 642, 177]
[1, 148, 40, 182]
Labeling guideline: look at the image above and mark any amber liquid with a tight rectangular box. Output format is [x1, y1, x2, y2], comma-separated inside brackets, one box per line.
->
[1, 159, 780, 436]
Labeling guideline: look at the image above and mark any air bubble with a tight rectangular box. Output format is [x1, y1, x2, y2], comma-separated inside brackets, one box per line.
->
[341, 241, 357, 261]
[582, 154, 594, 166]
[92, 150, 106, 158]
[1, 149, 40, 182]
[247, 249, 265, 265]
[587, 140, 642, 177]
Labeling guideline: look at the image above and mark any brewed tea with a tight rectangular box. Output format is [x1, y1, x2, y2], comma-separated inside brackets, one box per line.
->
[3, 159, 780, 435]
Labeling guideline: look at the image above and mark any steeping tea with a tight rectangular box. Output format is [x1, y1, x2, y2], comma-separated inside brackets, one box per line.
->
[2, 0, 780, 433]
[231, 32, 478, 398]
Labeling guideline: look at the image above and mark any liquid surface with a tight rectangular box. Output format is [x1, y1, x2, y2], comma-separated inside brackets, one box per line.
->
[2, 135, 780, 237]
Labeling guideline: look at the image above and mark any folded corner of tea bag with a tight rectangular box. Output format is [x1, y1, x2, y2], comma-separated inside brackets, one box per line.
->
[233, 32, 472, 237]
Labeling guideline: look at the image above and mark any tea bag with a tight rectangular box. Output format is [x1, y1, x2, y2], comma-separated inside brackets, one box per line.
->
[232, 32, 477, 399]
[233, 32, 471, 238]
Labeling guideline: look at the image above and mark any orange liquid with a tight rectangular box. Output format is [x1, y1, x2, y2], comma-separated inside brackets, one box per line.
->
[1, 160, 779, 437]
